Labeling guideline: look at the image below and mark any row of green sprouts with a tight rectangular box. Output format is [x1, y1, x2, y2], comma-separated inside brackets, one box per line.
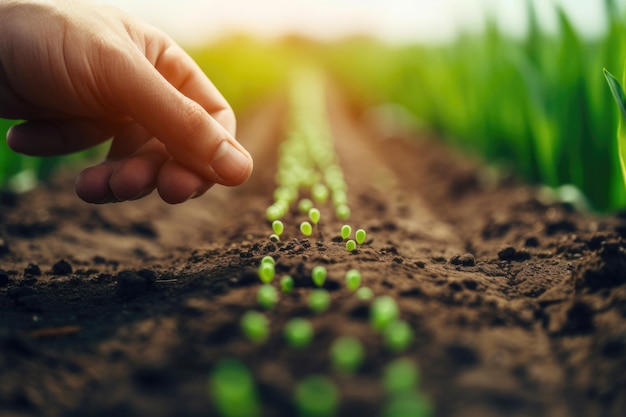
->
[207, 254, 431, 417]
[266, 69, 350, 226]
[209, 71, 430, 416]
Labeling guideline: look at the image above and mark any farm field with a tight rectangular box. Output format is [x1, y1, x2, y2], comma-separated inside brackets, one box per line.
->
[1, 84, 625, 417]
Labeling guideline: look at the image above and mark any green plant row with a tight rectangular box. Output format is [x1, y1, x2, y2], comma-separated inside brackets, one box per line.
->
[323, 0, 626, 211]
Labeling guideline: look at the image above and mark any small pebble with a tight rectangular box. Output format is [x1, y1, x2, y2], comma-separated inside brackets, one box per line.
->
[450, 253, 475, 266]
[24, 263, 41, 276]
[51, 259, 72, 276]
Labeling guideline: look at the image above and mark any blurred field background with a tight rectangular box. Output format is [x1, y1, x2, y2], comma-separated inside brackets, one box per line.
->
[2, 0, 626, 211]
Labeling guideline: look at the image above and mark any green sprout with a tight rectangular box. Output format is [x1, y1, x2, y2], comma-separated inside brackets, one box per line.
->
[240, 310, 270, 344]
[355, 229, 367, 245]
[346, 240, 356, 252]
[294, 375, 339, 417]
[356, 287, 373, 301]
[383, 320, 413, 352]
[266, 205, 282, 222]
[281, 275, 295, 293]
[258, 262, 275, 284]
[209, 358, 260, 417]
[383, 358, 420, 394]
[261, 256, 275, 265]
[311, 265, 327, 287]
[308, 208, 321, 225]
[300, 221, 313, 237]
[284, 317, 314, 348]
[370, 295, 399, 331]
[335, 204, 350, 220]
[330, 336, 365, 373]
[257, 284, 278, 309]
[381, 392, 432, 417]
[308, 289, 331, 313]
[272, 220, 284, 236]
[344, 269, 362, 291]
[298, 198, 314, 214]
[311, 183, 329, 203]
[269, 233, 280, 243]
[340, 225, 352, 240]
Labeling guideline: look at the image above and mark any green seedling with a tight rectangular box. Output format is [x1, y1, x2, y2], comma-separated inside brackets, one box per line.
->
[300, 221, 313, 237]
[383, 320, 413, 352]
[281, 275, 295, 293]
[209, 358, 260, 417]
[383, 358, 420, 394]
[311, 183, 329, 203]
[356, 287, 373, 301]
[340, 225, 351, 240]
[311, 265, 327, 287]
[257, 284, 278, 309]
[330, 336, 365, 373]
[298, 198, 314, 214]
[269, 233, 280, 243]
[345, 269, 362, 291]
[284, 317, 314, 348]
[258, 262, 275, 284]
[308, 289, 330, 313]
[261, 256, 275, 265]
[240, 311, 269, 344]
[346, 240, 356, 252]
[355, 229, 367, 245]
[335, 204, 350, 220]
[266, 205, 282, 222]
[381, 392, 432, 417]
[294, 375, 339, 417]
[308, 208, 321, 225]
[272, 220, 284, 236]
[370, 295, 399, 331]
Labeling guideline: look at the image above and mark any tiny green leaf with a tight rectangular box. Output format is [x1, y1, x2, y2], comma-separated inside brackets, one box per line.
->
[336, 204, 351, 220]
[604, 68, 626, 120]
[345, 269, 362, 291]
[381, 391, 432, 417]
[383, 358, 420, 394]
[269, 233, 280, 242]
[311, 265, 327, 287]
[356, 287, 373, 300]
[294, 375, 339, 417]
[383, 320, 413, 352]
[209, 358, 260, 417]
[280, 275, 295, 293]
[272, 220, 284, 236]
[308, 208, 321, 225]
[346, 239, 356, 252]
[330, 336, 365, 373]
[257, 284, 278, 309]
[284, 317, 314, 348]
[261, 256, 275, 265]
[298, 198, 314, 214]
[308, 289, 331, 313]
[258, 262, 275, 284]
[311, 183, 329, 203]
[355, 229, 367, 245]
[240, 310, 269, 344]
[300, 221, 313, 236]
[340, 224, 352, 240]
[370, 295, 399, 331]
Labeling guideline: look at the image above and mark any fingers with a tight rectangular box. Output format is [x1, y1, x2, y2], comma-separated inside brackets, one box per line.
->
[103, 35, 252, 187]
[6, 118, 120, 156]
[76, 134, 213, 205]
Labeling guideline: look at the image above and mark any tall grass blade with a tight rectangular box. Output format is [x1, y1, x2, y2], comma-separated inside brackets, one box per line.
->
[604, 68, 626, 188]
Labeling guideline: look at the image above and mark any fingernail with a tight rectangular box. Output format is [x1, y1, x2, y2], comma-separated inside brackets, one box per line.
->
[210, 141, 251, 185]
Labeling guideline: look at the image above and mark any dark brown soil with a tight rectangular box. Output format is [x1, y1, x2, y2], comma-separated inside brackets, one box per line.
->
[1, 92, 626, 417]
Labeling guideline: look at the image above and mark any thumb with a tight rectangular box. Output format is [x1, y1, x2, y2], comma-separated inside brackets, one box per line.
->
[104, 48, 252, 186]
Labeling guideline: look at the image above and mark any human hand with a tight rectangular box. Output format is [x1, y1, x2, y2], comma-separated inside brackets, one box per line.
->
[0, 0, 253, 204]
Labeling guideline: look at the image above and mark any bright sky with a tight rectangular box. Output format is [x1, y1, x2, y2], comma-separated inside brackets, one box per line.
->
[97, 0, 615, 46]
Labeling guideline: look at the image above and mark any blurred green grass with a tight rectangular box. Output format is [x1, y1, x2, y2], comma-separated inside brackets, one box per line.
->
[323, 0, 626, 211]
[3, 1, 626, 212]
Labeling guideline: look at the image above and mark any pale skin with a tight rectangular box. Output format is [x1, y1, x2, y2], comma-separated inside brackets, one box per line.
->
[0, 0, 253, 204]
